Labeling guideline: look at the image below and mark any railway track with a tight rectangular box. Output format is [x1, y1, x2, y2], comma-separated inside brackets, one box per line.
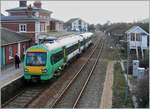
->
[72, 42, 104, 108]
[73, 41, 104, 108]
[49, 36, 105, 108]
[2, 82, 51, 108]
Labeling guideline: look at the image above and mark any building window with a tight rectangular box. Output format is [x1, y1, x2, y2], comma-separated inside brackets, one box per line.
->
[19, 24, 27, 32]
[79, 20, 81, 25]
[35, 12, 39, 17]
[8, 46, 13, 60]
[131, 33, 135, 41]
[40, 23, 45, 32]
[136, 34, 141, 41]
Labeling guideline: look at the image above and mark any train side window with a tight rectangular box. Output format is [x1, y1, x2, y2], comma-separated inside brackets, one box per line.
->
[50, 56, 54, 65]
[66, 43, 78, 55]
[81, 41, 84, 46]
[51, 50, 63, 64]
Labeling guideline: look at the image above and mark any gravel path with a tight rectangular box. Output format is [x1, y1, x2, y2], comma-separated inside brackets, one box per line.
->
[100, 61, 114, 108]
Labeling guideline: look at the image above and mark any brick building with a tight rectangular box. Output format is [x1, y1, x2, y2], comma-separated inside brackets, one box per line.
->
[1, 28, 31, 67]
[1, 0, 52, 43]
[49, 18, 64, 32]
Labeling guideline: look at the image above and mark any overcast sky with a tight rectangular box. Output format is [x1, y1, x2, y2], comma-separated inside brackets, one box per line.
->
[1, 1, 149, 24]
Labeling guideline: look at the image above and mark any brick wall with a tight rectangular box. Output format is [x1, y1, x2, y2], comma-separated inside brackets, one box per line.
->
[1, 22, 19, 32]
[49, 21, 56, 31]
[5, 43, 18, 64]
[20, 41, 31, 59]
[2, 22, 35, 44]
[3, 40, 31, 65]
[27, 22, 35, 32]
[1, 22, 35, 32]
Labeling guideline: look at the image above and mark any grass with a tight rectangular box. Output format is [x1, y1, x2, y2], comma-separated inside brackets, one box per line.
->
[119, 48, 127, 59]
[112, 62, 133, 108]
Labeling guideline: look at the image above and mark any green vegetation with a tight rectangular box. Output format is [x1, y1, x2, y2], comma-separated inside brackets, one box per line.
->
[104, 22, 149, 34]
[119, 48, 127, 59]
[112, 62, 133, 108]
[135, 71, 149, 108]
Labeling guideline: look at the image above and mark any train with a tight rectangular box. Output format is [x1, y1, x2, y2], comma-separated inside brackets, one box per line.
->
[23, 32, 94, 80]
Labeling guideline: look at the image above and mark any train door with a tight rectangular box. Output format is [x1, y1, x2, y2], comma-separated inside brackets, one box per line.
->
[50, 49, 64, 73]
[83, 38, 86, 50]
[63, 46, 67, 63]
[78, 40, 81, 54]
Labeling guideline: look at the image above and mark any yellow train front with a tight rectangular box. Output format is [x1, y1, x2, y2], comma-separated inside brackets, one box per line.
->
[24, 43, 65, 81]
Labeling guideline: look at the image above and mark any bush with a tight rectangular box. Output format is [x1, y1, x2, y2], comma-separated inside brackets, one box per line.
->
[113, 63, 133, 107]
[135, 70, 149, 107]
[139, 50, 149, 68]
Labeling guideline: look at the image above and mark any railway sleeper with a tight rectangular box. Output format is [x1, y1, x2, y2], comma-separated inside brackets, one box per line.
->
[7, 102, 27, 106]
[15, 98, 31, 102]
[21, 93, 39, 97]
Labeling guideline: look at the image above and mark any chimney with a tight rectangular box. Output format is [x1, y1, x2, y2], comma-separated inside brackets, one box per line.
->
[19, 0, 27, 7]
[33, 1, 41, 8]
[27, 4, 33, 17]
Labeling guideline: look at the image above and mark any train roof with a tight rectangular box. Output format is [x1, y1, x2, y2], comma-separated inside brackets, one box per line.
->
[80, 32, 93, 38]
[44, 41, 63, 51]
[43, 36, 80, 50]
[26, 33, 93, 52]
[58, 35, 82, 46]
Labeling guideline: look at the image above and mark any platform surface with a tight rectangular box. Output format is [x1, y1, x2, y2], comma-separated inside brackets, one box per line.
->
[0, 63, 24, 88]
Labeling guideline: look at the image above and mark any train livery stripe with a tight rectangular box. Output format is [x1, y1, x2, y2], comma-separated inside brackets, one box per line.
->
[26, 66, 45, 75]
[28, 49, 47, 52]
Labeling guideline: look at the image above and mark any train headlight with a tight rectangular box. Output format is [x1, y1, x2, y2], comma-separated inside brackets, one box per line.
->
[24, 68, 29, 72]
[41, 68, 47, 73]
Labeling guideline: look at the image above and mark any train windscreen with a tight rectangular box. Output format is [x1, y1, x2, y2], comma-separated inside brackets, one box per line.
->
[26, 52, 47, 66]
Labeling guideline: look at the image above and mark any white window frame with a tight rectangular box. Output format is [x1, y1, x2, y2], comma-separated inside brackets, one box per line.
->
[8, 46, 13, 60]
[19, 24, 27, 32]
[40, 23, 45, 32]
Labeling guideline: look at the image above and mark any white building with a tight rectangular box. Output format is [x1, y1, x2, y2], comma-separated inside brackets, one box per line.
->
[126, 26, 149, 58]
[65, 18, 88, 32]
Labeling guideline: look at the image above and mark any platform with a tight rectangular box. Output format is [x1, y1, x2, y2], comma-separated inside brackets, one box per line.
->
[0, 63, 24, 88]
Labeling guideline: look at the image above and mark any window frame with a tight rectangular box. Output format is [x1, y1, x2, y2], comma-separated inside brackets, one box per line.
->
[19, 24, 27, 32]
[26, 52, 47, 66]
[8, 46, 13, 60]
[40, 23, 45, 32]
[66, 43, 78, 55]
[131, 33, 135, 41]
[136, 33, 141, 41]
[51, 50, 64, 65]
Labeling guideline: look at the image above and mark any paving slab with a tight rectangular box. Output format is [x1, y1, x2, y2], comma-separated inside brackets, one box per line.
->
[0, 63, 23, 88]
